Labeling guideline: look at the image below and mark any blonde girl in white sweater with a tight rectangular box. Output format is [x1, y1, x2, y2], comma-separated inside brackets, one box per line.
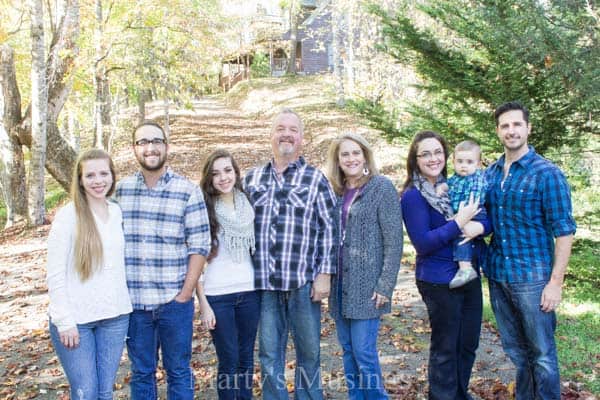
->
[47, 149, 132, 399]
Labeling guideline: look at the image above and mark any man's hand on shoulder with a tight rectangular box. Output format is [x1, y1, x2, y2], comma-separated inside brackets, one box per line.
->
[310, 273, 331, 302]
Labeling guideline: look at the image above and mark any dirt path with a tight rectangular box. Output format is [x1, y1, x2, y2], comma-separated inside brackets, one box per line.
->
[0, 96, 515, 399]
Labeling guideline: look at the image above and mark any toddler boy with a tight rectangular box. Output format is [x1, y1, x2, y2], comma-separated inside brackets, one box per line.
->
[438, 140, 487, 289]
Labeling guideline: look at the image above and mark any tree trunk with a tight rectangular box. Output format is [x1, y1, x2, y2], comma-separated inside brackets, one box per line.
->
[0, 125, 27, 228]
[93, 0, 111, 150]
[137, 89, 146, 123]
[345, 2, 355, 96]
[66, 106, 80, 151]
[331, 0, 345, 107]
[19, 0, 79, 190]
[246, 54, 250, 82]
[163, 97, 170, 138]
[0, 45, 27, 228]
[1, 1, 78, 197]
[28, 0, 49, 226]
[108, 90, 119, 153]
[287, 0, 298, 75]
[93, 75, 111, 149]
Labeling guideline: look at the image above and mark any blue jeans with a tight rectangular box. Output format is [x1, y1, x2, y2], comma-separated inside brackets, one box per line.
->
[206, 290, 261, 400]
[488, 279, 560, 400]
[416, 278, 482, 400]
[127, 298, 195, 400]
[259, 283, 323, 400]
[50, 313, 129, 400]
[453, 211, 487, 263]
[334, 317, 387, 400]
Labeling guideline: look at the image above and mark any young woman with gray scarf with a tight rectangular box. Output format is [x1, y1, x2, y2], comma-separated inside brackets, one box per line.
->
[195, 149, 259, 400]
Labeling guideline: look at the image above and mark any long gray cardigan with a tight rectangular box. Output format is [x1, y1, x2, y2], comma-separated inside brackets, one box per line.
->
[329, 175, 403, 320]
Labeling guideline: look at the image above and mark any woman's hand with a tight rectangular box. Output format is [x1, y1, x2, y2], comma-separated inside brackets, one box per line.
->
[454, 193, 481, 229]
[371, 292, 389, 309]
[59, 327, 80, 349]
[199, 302, 216, 330]
[459, 221, 485, 245]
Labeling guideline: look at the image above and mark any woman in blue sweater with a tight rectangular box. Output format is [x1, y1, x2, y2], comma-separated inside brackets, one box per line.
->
[400, 131, 490, 400]
[326, 132, 403, 400]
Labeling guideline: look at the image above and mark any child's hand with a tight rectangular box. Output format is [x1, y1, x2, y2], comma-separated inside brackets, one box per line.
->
[436, 182, 449, 196]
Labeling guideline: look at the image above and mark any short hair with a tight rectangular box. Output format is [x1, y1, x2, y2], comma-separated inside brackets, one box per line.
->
[271, 108, 304, 134]
[132, 120, 167, 144]
[494, 101, 529, 126]
[326, 132, 378, 195]
[454, 140, 482, 160]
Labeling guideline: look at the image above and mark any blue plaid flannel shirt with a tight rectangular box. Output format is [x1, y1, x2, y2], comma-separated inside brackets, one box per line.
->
[484, 147, 576, 283]
[447, 169, 487, 212]
[115, 168, 211, 309]
[244, 157, 337, 291]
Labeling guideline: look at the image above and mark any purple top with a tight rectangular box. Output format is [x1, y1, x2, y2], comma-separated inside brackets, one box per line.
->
[341, 187, 359, 231]
[338, 187, 360, 282]
[401, 186, 491, 284]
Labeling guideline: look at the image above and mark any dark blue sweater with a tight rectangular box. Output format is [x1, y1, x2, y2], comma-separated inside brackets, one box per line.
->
[401, 187, 491, 284]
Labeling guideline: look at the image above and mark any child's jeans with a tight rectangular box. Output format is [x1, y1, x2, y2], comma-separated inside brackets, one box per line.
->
[453, 209, 487, 263]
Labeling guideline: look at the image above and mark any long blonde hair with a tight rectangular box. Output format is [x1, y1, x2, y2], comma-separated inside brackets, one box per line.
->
[70, 149, 116, 281]
[326, 132, 378, 195]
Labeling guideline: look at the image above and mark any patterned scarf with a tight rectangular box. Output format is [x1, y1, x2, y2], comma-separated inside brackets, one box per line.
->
[214, 189, 255, 263]
[412, 172, 454, 219]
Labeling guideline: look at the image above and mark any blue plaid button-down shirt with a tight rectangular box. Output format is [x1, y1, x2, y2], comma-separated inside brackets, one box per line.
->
[244, 157, 337, 291]
[447, 169, 487, 211]
[115, 168, 211, 309]
[484, 147, 576, 283]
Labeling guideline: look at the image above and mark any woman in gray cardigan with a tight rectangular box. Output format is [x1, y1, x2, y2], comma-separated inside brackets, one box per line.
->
[326, 133, 403, 400]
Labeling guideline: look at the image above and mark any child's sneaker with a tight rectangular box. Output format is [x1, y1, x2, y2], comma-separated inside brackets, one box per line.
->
[449, 267, 477, 289]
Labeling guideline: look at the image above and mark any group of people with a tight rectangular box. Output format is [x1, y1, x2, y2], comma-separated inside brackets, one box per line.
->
[46, 101, 575, 400]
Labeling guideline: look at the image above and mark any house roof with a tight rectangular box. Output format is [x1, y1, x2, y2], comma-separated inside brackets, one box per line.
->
[281, 0, 330, 41]
[300, 0, 328, 27]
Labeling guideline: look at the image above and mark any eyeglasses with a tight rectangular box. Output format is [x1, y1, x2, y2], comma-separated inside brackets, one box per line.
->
[416, 149, 444, 160]
[135, 138, 167, 147]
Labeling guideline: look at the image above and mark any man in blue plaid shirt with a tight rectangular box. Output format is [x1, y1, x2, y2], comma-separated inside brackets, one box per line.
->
[115, 121, 210, 399]
[485, 102, 576, 400]
[244, 108, 336, 400]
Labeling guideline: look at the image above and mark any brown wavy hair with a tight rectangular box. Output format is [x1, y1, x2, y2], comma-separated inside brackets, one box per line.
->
[200, 149, 244, 261]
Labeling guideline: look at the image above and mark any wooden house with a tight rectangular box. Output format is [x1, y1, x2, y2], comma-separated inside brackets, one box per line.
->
[219, 0, 333, 89]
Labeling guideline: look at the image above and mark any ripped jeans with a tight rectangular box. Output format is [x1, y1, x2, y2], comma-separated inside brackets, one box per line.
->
[50, 313, 130, 400]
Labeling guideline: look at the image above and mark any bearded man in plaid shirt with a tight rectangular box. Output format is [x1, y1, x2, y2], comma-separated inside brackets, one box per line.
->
[484, 102, 576, 400]
[244, 108, 336, 400]
[116, 121, 210, 399]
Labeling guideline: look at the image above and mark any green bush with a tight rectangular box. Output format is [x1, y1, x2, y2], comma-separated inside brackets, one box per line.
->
[251, 52, 271, 78]
[564, 238, 600, 303]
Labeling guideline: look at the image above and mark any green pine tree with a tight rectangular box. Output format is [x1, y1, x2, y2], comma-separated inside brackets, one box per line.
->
[361, 0, 598, 154]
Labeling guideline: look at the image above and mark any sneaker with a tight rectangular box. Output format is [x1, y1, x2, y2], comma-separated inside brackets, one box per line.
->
[449, 267, 478, 289]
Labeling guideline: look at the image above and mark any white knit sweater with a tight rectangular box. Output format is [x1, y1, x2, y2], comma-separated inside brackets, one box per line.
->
[46, 201, 132, 332]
